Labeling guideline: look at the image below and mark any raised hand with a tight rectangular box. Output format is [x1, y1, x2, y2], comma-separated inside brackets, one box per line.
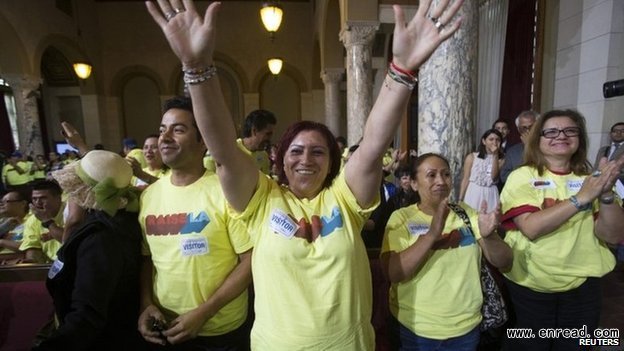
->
[391, 0, 464, 72]
[146, 0, 220, 69]
[61, 121, 89, 155]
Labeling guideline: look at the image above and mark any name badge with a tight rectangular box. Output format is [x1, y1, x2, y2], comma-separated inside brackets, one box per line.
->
[566, 180, 583, 193]
[48, 259, 64, 279]
[180, 237, 209, 256]
[531, 179, 556, 189]
[407, 222, 429, 236]
[269, 209, 299, 238]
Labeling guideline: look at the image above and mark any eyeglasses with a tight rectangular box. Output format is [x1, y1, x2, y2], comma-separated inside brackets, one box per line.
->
[611, 129, 624, 134]
[541, 127, 581, 139]
[519, 126, 533, 134]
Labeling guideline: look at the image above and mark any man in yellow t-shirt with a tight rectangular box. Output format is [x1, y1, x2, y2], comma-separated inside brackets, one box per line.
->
[138, 96, 252, 349]
[19, 180, 65, 263]
[0, 190, 30, 260]
[2, 151, 31, 192]
[204, 110, 275, 174]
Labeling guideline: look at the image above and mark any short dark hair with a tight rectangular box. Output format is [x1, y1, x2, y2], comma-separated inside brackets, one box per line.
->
[275, 121, 341, 189]
[492, 119, 509, 128]
[5, 190, 30, 212]
[31, 180, 62, 197]
[242, 110, 276, 138]
[611, 122, 624, 132]
[163, 96, 201, 142]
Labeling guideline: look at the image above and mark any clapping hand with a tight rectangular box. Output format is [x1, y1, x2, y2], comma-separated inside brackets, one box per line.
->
[478, 200, 500, 239]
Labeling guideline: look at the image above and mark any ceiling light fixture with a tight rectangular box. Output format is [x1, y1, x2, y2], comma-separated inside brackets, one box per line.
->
[260, 1, 283, 40]
[268, 58, 283, 75]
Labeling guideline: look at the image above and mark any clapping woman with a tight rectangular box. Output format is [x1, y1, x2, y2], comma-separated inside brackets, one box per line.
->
[145, 0, 463, 349]
[381, 153, 511, 350]
[500, 109, 624, 350]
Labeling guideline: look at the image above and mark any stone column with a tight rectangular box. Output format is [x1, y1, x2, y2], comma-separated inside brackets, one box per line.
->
[3, 74, 44, 156]
[340, 21, 379, 146]
[321, 68, 345, 137]
[418, 1, 478, 194]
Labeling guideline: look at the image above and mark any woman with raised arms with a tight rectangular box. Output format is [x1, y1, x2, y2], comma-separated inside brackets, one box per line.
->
[146, 0, 463, 349]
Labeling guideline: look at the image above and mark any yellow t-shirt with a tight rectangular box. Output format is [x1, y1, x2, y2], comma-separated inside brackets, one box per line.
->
[204, 139, 270, 175]
[500, 166, 615, 292]
[126, 148, 148, 169]
[381, 204, 483, 339]
[2, 162, 32, 186]
[139, 171, 252, 336]
[19, 206, 64, 262]
[235, 171, 378, 350]
[132, 167, 168, 188]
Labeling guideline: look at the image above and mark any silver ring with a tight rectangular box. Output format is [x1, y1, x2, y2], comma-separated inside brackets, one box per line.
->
[165, 12, 176, 21]
[174, 8, 184, 14]
[592, 170, 602, 177]
[434, 19, 445, 30]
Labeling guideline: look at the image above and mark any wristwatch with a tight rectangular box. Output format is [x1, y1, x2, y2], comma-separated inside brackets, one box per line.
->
[41, 219, 55, 228]
[599, 192, 615, 205]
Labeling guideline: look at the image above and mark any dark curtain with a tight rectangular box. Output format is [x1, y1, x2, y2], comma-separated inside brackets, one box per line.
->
[0, 91, 16, 154]
[499, 0, 537, 145]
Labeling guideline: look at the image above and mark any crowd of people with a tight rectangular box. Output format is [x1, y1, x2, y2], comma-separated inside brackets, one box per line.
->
[1, 0, 624, 350]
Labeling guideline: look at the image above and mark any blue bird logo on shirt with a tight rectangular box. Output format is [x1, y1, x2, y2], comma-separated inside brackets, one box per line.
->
[320, 206, 343, 237]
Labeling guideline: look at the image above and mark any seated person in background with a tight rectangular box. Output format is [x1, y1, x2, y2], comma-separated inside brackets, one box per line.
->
[123, 137, 148, 169]
[0, 190, 30, 260]
[33, 150, 145, 350]
[459, 129, 505, 212]
[19, 180, 65, 263]
[381, 153, 511, 350]
[129, 134, 168, 189]
[388, 166, 419, 211]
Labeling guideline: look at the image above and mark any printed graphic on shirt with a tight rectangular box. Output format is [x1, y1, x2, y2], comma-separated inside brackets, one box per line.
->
[270, 206, 344, 242]
[430, 227, 476, 250]
[144, 211, 211, 235]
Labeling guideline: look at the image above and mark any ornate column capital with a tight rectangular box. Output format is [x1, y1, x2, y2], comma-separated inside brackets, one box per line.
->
[2, 74, 42, 96]
[321, 68, 345, 85]
[339, 21, 379, 48]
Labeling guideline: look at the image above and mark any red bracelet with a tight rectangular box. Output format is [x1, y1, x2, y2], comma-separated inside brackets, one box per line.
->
[390, 62, 416, 79]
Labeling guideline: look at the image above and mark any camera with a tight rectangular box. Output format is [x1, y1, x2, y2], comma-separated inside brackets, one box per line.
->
[603, 79, 624, 98]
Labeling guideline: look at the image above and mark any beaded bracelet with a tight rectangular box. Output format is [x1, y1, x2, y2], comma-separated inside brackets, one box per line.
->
[387, 62, 417, 90]
[183, 65, 217, 85]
